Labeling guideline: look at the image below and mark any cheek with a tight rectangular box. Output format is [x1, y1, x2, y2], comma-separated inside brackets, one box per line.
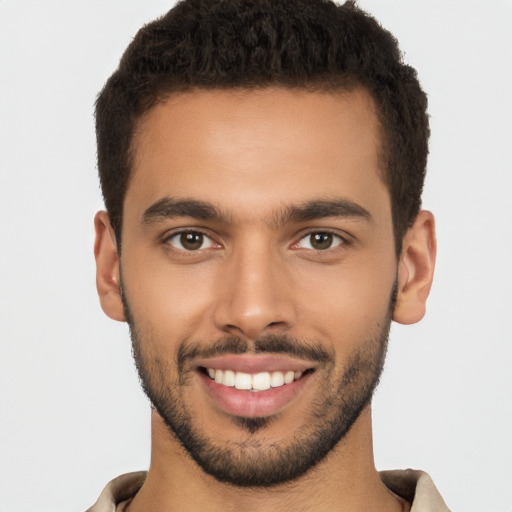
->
[121, 254, 218, 342]
[291, 257, 396, 341]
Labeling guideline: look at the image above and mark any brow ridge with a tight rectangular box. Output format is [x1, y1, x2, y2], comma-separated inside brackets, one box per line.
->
[142, 196, 372, 227]
[143, 197, 225, 224]
[274, 199, 372, 227]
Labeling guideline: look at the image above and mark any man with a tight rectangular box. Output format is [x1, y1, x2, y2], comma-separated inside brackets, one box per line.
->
[89, 0, 446, 510]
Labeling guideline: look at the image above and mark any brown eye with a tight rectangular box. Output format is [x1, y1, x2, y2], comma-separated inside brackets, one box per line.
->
[167, 231, 214, 251]
[180, 232, 203, 250]
[297, 232, 344, 251]
[310, 233, 333, 250]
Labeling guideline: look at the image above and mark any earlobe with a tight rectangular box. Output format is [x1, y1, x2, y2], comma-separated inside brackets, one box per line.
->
[94, 211, 126, 322]
[393, 210, 437, 325]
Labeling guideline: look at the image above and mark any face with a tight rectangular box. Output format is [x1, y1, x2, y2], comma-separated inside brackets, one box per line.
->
[115, 88, 400, 485]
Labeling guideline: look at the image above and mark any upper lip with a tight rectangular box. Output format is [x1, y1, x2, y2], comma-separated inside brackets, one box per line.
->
[195, 354, 317, 374]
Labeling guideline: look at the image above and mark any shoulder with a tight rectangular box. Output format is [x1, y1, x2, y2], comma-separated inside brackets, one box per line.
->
[86, 471, 147, 512]
[86, 468, 450, 511]
[380, 469, 450, 512]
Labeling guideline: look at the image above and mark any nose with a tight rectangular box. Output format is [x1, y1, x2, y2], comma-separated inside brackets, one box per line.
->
[213, 241, 296, 340]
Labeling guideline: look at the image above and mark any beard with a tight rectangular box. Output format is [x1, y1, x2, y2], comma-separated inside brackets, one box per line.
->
[123, 291, 393, 488]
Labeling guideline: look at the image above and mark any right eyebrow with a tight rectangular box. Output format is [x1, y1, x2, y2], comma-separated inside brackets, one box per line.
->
[142, 197, 227, 224]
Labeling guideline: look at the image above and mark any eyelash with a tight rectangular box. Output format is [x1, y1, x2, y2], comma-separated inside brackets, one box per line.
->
[162, 229, 350, 254]
[292, 230, 348, 252]
[163, 229, 220, 253]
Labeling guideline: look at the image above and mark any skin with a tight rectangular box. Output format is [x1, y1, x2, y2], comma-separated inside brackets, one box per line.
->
[95, 87, 436, 511]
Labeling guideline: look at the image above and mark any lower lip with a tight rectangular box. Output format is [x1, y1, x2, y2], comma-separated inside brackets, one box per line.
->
[200, 371, 312, 418]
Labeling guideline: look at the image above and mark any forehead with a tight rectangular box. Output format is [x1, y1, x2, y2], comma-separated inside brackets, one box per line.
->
[126, 87, 389, 224]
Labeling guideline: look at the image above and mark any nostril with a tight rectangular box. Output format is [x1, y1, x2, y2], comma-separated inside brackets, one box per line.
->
[218, 310, 293, 341]
[223, 324, 245, 335]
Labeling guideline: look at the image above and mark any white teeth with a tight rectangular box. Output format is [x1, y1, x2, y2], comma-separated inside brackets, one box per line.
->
[234, 372, 252, 390]
[206, 368, 304, 391]
[222, 369, 235, 387]
[270, 371, 285, 388]
[284, 371, 295, 384]
[252, 372, 271, 391]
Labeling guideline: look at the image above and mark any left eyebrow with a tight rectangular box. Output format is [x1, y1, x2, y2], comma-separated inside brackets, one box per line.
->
[272, 199, 372, 228]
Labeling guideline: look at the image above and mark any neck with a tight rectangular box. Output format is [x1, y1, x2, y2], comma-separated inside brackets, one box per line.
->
[126, 407, 407, 512]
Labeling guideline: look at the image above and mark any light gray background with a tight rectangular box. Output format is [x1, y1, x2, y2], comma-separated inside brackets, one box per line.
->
[1, 1, 511, 510]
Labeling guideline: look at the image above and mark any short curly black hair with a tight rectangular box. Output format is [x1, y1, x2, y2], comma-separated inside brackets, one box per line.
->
[95, 0, 429, 255]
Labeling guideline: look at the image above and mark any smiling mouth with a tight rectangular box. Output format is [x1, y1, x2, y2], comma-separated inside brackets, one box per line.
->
[200, 367, 313, 391]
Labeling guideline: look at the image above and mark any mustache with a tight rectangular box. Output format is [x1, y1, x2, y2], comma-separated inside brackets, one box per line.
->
[177, 334, 333, 372]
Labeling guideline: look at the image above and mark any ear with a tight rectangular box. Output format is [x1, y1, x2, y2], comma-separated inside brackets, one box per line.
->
[393, 210, 437, 325]
[94, 211, 126, 322]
